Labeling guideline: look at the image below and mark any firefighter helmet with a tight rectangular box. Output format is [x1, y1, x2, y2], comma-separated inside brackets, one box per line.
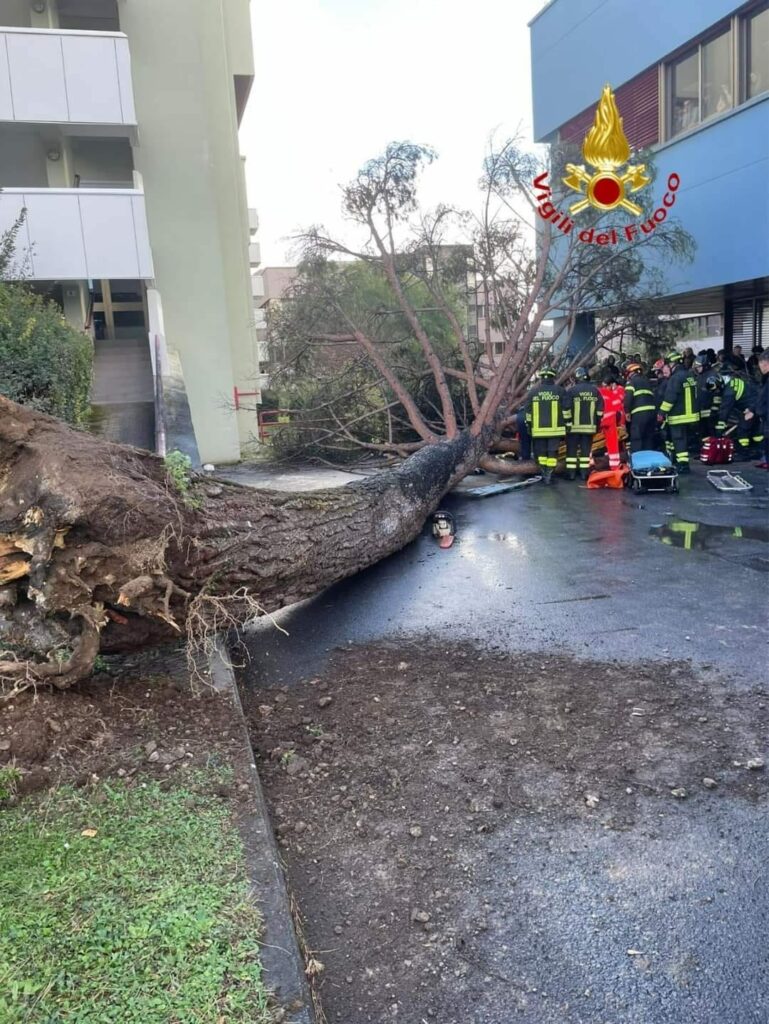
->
[704, 373, 723, 393]
[651, 358, 666, 377]
[574, 367, 590, 382]
[625, 361, 643, 376]
[666, 350, 683, 364]
[538, 366, 557, 380]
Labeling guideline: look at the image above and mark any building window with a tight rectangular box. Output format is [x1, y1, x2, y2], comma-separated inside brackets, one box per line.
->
[747, 4, 769, 99]
[670, 50, 700, 134]
[702, 31, 733, 118]
[669, 27, 732, 137]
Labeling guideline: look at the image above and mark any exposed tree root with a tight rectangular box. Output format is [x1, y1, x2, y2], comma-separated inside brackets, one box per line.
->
[1, 397, 491, 689]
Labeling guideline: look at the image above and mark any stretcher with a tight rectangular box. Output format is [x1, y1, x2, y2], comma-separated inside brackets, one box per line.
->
[626, 450, 679, 494]
[706, 469, 753, 492]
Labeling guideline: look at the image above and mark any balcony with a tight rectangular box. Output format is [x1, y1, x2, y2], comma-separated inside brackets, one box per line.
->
[0, 187, 154, 281]
[0, 27, 136, 130]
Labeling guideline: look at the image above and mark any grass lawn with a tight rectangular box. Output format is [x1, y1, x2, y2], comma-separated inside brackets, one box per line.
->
[0, 769, 277, 1024]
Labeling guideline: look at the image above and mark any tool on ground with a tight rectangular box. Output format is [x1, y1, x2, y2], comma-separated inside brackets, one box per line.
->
[431, 510, 456, 548]
[706, 470, 753, 492]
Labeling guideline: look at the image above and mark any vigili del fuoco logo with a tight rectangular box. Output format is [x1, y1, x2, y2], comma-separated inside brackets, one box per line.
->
[533, 84, 681, 246]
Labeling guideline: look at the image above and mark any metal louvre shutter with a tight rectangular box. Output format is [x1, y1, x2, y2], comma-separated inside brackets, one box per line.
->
[559, 66, 659, 151]
[732, 301, 756, 349]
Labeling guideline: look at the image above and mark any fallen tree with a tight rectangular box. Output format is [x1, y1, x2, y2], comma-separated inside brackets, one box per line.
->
[1, 126, 693, 688]
[0, 396, 492, 688]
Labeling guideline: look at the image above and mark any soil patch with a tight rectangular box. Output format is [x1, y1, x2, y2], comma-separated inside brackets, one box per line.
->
[243, 639, 769, 1024]
[0, 649, 252, 801]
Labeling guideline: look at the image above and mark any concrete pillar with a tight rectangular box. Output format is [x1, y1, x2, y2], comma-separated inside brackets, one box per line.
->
[44, 137, 73, 188]
[554, 312, 596, 362]
[61, 281, 89, 331]
[723, 299, 734, 356]
[29, 2, 59, 28]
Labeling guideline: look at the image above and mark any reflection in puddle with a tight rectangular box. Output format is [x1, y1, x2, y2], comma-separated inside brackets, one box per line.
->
[649, 519, 769, 553]
[486, 532, 527, 552]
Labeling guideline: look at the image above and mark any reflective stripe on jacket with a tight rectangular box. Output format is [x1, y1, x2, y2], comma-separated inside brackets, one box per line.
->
[566, 383, 604, 434]
[659, 366, 699, 425]
[719, 376, 759, 423]
[623, 373, 656, 416]
[525, 383, 571, 437]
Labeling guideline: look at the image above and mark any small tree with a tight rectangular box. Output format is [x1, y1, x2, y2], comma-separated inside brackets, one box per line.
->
[0, 221, 93, 425]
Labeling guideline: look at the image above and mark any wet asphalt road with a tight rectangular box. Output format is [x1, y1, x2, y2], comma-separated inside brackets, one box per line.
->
[243, 462, 769, 689]
[241, 462, 769, 1024]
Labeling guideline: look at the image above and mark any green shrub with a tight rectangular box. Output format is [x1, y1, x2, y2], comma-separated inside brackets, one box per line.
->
[0, 283, 93, 425]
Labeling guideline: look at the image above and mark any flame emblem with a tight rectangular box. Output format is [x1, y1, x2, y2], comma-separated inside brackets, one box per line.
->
[563, 85, 650, 216]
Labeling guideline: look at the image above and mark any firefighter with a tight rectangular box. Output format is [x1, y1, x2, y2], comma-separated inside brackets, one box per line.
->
[713, 373, 764, 460]
[658, 351, 699, 473]
[565, 367, 603, 479]
[698, 362, 720, 438]
[598, 372, 625, 469]
[623, 361, 657, 452]
[524, 367, 571, 484]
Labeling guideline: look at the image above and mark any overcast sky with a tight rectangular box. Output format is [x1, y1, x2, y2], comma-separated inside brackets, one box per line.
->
[240, 0, 543, 266]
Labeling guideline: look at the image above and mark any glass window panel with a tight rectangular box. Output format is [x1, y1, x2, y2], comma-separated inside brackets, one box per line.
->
[702, 31, 732, 118]
[748, 6, 769, 99]
[671, 51, 700, 135]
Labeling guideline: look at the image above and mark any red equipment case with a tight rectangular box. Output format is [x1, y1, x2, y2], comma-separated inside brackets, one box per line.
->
[700, 436, 734, 464]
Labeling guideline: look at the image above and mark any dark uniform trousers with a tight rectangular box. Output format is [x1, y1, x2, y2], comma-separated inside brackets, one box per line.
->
[532, 436, 561, 470]
[629, 410, 657, 452]
[565, 431, 593, 471]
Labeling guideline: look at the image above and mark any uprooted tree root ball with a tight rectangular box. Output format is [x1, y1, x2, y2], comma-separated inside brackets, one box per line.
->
[0, 396, 500, 690]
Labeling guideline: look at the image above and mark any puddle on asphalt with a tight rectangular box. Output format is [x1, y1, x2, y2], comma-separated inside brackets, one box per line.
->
[649, 518, 769, 561]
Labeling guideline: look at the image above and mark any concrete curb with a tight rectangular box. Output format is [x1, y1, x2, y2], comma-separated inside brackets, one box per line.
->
[209, 637, 316, 1024]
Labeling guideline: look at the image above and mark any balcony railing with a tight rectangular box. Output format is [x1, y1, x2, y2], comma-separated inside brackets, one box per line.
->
[0, 187, 154, 281]
[0, 27, 136, 127]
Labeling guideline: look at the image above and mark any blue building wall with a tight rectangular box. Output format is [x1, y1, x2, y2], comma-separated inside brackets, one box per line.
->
[650, 98, 769, 294]
[530, 0, 769, 302]
[531, 0, 742, 140]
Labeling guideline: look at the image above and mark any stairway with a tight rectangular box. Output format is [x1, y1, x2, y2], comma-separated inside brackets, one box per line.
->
[90, 336, 156, 450]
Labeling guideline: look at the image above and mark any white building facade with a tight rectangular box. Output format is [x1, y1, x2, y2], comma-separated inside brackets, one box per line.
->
[0, 0, 261, 463]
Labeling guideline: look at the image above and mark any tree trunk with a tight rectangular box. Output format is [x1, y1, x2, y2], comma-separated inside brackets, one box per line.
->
[0, 397, 492, 687]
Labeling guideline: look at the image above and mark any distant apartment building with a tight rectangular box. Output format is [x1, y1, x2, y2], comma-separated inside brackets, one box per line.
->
[530, 0, 769, 354]
[253, 258, 554, 390]
[0, 0, 260, 464]
[252, 265, 297, 387]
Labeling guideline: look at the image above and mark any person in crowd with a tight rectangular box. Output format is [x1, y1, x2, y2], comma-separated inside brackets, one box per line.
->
[658, 351, 699, 473]
[515, 407, 531, 462]
[598, 354, 620, 384]
[623, 361, 657, 451]
[565, 367, 603, 479]
[756, 350, 769, 469]
[748, 345, 765, 382]
[731, 344, 748, 373]
[524, 367, 571, 485]
[712, 372, 764, 461]
[598, 372, 625, 469]
[682, 346, 695, 369]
